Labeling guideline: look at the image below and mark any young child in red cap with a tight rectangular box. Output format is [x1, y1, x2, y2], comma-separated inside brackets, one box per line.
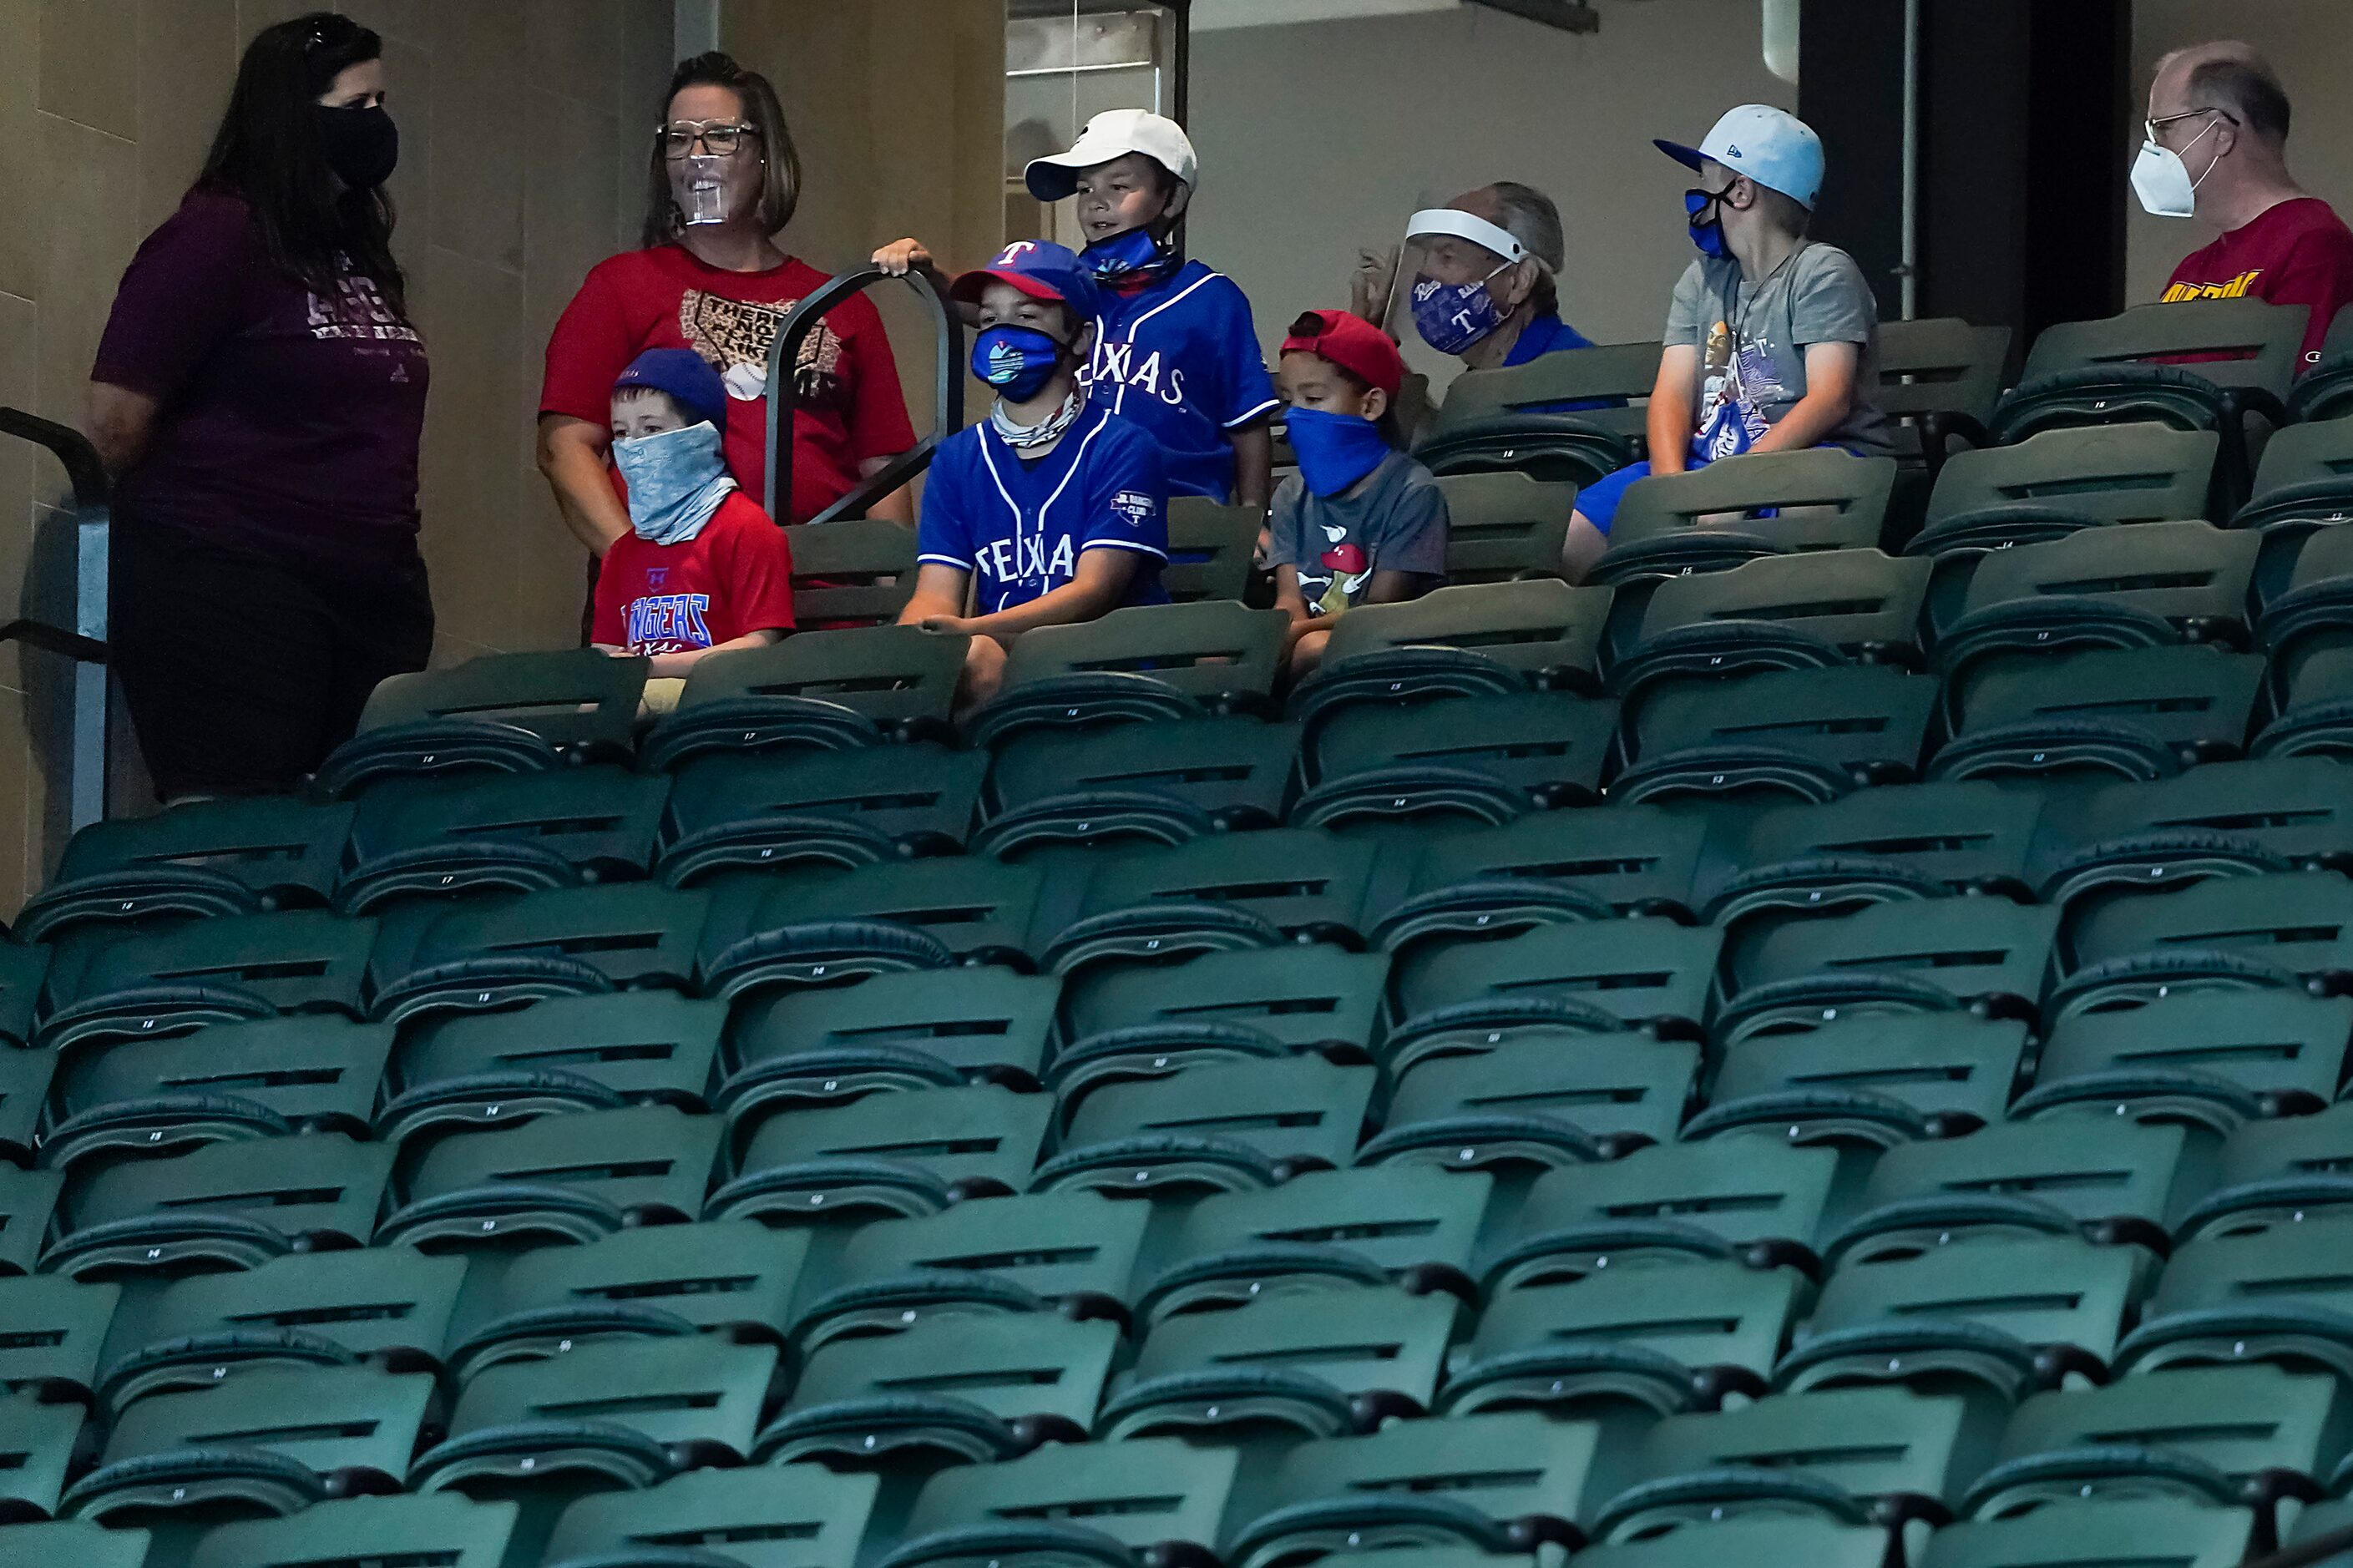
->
[1269, 310, 1450, 679]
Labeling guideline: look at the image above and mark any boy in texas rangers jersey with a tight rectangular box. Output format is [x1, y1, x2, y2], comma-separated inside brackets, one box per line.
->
[591, 348, 796, 681]
[875, 112, 1275, 508]
[900, 241, 1168, 709]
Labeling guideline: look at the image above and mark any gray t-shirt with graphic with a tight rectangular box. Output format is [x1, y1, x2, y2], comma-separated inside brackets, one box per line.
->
[1663, 240, 1894, 455]
[1268, 451, 1450, 615]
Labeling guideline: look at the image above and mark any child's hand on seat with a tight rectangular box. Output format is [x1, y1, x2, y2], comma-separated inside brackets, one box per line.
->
[918, 614, 971, 635]
[872, 238, 936, 276]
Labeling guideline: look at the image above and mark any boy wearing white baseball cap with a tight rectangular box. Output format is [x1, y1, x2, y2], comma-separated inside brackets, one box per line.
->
[1561, 104, 1892, 581]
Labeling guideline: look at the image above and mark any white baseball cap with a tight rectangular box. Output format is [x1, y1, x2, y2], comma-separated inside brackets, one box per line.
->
[1656, 104, 1824, 210]
[1025, 109, 1198, 202]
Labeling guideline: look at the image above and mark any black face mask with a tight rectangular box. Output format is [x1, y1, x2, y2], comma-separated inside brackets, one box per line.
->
[314, 103, 398, 190]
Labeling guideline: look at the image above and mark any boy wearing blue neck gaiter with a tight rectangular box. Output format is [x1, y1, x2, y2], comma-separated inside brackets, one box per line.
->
[591, 347, 797, 678]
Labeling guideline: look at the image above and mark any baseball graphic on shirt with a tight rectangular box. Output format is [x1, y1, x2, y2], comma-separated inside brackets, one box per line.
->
[678, 290, 847, 407]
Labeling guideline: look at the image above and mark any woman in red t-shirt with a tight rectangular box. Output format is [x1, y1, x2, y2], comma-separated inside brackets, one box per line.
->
[538, 52, 916, 557]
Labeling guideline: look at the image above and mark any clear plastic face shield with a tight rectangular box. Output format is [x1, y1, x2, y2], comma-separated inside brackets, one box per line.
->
[1379, 207, 1536, 357]
[661, 119, 756, 227]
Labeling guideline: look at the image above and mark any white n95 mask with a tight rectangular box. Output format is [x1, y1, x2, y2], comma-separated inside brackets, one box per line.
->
[2131, 118, 2221, 220]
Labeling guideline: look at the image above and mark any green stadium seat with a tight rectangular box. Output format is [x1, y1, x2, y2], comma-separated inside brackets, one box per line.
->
[1593, 448, 1898, 584]
[1990, 299, 2301, 509]
[0, 1395, 83, 1523]
[1130, 1164, 1489, 1327]
[658, 742, 989, 883]
[781, 517, 922, 626]
[44, 908, 377, 1024]
[2114, 1212, 2353, 1384]
[0, 1520, 154, 1566]
[1414, 340, 1656, 489]
[791, 1190, 1146, 1348]
[729, 964, 1058, 1092]
[321, 648, 646, 800]
[1303, 692, 1617, 815]
[1038, 1054, 1374, 1198]
[540, 1464, 877, 1568]
[342, 766, 668, 908]
[0, 943, 43, 1051]
[1490, 1136, 1840, 1289]
[1449, 1256, 1805, 1419]
[0, 1050, 51, 1168]
[1291, 579, 1612, 733]
[1938, 645, 2266, 781]
[1711, 1012, 2030, 1129]
[698, 858, 1043, 974]
[2066, 869, 2353, 990]
[1161, 497, 1263, 603]
[67, 1363, 433, 1530]
[187, 1493, 523, 1568]
[1592, 1385, 1996, 1540]
[1775, 1232, 2143, 1402]
[1222, 1410, 1607, 1565]
[1059, 943, 1389, 1055]
[379, 1104, 721, 1248]
[1389, 804, 1709, 922]
[969, 601, 1291, 750]
[36, 795, 352, 929]
[1875, 316, 2012, 480]
[2175, 1100, 2353, 1241]
[0, 1168, 62, 1277]
[1964, 1364, 2350, 1531]
[984, 716, 1302, 845]
[368, 884, 710, 1025]
[391, 990, 726, 1126]
[446, 1220, 809, 1382]
[1381, 1018, 1696, 1148]
[1395, 915, 1721, 1035]
[1621, 664, 1936, 803]
[1907, 423, 2220, 624]
[1829, 1119, 2207, 1267]
[2263, 522, 2353, 712]
[886, 1439, 1237, 1568]
[2234, 414, 2353, 602]
[2035, 988, 2353, 1114]
[1433, 471, 1576, 583]
[1098, 1285, 1456, 1439]
[1719, 897, 2060, 1043]
[55, 1015, 392, 1152]
[710, 1085, 1051, 1225]
[1924, 1500, 2252, 1568]
[642, 624, 969, 771]
[46, 1132, 392, 1280]
[0, 1275, 116, 1404]
[1573, 1520, 1889, 1568]
[1044, 830, 1404, 969]
[95, 1247, 467, 1416]
[2030, 758, 2353, 909]
[2291, 303, 2353, 422]
[757, 1311, 1118, 1466]
[1612, 549, 1931, 694]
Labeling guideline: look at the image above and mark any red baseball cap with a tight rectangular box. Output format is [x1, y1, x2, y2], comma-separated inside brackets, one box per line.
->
[1281, 309, 1405, 399]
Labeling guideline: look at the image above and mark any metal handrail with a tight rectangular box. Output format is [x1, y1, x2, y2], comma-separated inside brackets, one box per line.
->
[0, 407, 111, 829]
[763, 266, 964, 526]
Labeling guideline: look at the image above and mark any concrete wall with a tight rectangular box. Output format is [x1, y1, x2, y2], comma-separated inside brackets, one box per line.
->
[1185, 0, 1796, 388]
[2126, 0, 2353, 303]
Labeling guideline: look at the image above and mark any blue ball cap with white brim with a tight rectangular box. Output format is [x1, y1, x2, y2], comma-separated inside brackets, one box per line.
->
[1656, 103, 1825, 210]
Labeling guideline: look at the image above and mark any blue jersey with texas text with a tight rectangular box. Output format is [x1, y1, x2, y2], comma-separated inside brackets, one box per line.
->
[918, 403, 1171, 613]
[1081, 260, 1279, 501]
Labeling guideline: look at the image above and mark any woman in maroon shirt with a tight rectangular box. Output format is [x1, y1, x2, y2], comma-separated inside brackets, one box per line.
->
[87, 13, 428, 802]
[539, 53, 917, 552]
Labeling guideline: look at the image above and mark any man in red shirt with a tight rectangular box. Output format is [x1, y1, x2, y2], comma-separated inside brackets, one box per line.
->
[2139, 42, 2353, 371]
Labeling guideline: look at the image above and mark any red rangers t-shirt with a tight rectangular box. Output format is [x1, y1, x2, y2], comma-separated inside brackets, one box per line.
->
[590, 491, 797, 654]
[2163, 196, 2353, 370]
[542, 245, 917, 523]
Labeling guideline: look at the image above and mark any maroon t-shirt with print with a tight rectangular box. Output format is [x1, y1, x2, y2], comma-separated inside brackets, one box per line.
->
[92, 185, 429, 569]
[539, 245, 916, 524]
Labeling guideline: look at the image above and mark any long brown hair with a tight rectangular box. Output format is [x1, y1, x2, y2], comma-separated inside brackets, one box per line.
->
[202, 11, 406, 316]
[640, 52, 803, 249]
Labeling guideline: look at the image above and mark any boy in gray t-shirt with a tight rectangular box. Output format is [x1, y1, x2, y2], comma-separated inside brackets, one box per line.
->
[1565, 104, 1890, 581]
[1268, 310, 1450, 679]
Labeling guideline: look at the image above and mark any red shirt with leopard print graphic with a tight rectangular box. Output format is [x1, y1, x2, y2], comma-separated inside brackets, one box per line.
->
[542, 245, 917, 524]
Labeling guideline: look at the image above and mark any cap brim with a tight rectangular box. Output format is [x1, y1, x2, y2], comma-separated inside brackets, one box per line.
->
[1022, 153, 1089, 203]
[1654, 139, 1708, 173]
[949, 267, 1066, 306]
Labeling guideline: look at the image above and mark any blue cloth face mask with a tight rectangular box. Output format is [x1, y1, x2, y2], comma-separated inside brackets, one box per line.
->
[613, 420, 736, 546]
[1083, 225, 1181, 285]
[1685, 185, 1734, 257]
[1409, 262, 1510, 356]
[973, 324, 1068, 403]
[1285, 405, 1391, 498]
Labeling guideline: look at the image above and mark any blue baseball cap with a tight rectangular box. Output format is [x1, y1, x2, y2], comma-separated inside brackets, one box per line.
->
[949, 240, 1102, 325]
[1656, 104, 1825, 210]
[614, 347, 728, 428]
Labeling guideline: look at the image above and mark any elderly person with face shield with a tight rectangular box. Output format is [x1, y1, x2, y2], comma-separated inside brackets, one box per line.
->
[540, 51, 916, 556]
[1351, 183, 1605, 426]
[2137, 41, 2353, 372]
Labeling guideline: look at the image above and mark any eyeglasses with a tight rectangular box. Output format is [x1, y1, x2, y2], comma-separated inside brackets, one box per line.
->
[660, 120, 758, 159]
[2146, 106, 2235, 144]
